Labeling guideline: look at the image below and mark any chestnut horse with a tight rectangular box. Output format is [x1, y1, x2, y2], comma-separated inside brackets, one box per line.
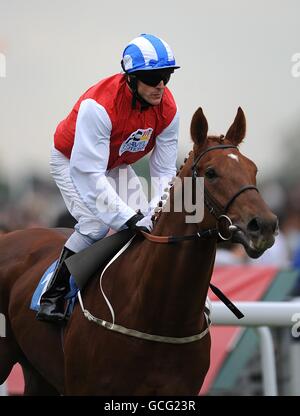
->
[0, 107, 277, 395]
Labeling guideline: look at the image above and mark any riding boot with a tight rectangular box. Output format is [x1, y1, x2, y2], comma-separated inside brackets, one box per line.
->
[36, 246, 75, 323]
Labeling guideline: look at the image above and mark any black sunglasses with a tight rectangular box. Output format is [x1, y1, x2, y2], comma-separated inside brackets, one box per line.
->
[133, 70, 173, 87]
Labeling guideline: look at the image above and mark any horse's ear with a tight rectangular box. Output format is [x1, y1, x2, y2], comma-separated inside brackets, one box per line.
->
[190, 107, 208, 147]
[225, 107, 246, 146]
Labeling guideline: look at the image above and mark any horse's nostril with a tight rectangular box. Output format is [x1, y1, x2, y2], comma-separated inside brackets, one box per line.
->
[247, 217, 260, 234]
[247, 216, 278, 236]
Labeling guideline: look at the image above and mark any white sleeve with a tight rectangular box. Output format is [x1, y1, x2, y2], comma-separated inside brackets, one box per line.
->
[69, 99, 136, 230]
[149, 110, 179, 212]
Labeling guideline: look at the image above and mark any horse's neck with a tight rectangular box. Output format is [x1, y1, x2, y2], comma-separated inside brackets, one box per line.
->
[135, 207, 216, 337]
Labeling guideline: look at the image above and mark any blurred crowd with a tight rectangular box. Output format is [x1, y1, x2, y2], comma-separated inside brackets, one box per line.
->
[0, 174, 76, 234]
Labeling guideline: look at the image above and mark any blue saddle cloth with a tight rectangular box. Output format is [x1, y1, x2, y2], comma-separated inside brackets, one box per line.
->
[30, 260, 79, 315]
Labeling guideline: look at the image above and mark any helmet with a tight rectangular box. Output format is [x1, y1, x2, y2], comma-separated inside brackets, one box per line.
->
[121, 33, 180, 73]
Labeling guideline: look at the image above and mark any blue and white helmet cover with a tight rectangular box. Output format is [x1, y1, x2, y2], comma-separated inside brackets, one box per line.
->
[122, 33, 180, 73]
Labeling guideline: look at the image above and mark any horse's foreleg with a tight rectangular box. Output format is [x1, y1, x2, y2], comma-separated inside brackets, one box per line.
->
[22, 361, 60, 396]
[0, 338, 18, 385]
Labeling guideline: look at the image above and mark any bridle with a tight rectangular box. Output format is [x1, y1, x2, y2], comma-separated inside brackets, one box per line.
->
[192, 144, 259, 239]
[142, 144, 259, 244]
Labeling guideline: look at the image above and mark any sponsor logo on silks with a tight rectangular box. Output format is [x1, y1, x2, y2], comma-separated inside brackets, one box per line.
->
[119, 128, 153, 156]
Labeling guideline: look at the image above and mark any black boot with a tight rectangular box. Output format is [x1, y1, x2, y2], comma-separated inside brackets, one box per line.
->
[36, 247, 74, 323]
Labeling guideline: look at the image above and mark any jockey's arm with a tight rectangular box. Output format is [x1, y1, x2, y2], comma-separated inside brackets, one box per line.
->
[148, 110, 179, 212]
[69, 98, 136, 230]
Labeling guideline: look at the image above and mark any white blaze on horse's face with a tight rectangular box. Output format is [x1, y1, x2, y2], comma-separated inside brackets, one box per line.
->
[228, 153, 239, 162]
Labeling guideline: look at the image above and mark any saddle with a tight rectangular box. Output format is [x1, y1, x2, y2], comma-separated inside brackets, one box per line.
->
[65, 229, 135, 290]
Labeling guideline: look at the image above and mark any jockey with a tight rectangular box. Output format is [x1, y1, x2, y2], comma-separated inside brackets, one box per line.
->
[36, 34, 180, 323]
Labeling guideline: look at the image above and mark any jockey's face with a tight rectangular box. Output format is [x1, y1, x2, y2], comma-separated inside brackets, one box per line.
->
[137, 79, 165, 106]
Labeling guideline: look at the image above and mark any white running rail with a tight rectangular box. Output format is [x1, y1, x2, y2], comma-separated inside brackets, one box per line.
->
[211, 301, 300, 396]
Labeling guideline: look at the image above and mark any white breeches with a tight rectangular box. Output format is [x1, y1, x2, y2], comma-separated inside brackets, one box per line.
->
[50, 148, 149, 252]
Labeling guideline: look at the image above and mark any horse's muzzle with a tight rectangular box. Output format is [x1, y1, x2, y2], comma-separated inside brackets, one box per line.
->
[231, 215, 278, 258]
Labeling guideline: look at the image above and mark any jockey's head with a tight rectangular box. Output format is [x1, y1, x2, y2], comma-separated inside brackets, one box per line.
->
[121, 34, 180, 108]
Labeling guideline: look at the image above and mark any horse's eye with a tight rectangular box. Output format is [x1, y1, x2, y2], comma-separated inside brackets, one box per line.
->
[205, 168, 218, 180]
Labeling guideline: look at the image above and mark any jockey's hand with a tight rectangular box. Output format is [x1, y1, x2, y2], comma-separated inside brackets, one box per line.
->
[126, 212, 153, 233]
[135, 215, 153, 233]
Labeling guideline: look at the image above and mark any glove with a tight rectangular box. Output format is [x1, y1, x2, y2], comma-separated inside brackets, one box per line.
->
[135, 215, 154, 233]
[126, 212, 153, 233]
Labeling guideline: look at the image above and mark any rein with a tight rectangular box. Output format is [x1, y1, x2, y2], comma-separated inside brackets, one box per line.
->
[141, 228, 218, 243]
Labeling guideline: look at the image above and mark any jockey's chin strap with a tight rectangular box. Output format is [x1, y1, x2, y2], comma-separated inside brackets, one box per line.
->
[121, 64, 151, 111]
[140, 144, 260, 319]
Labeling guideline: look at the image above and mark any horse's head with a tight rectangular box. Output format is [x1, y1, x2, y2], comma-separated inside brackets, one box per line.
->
[190, 107, 278, 258]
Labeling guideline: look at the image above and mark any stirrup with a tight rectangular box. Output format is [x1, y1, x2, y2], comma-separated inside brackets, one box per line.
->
[36, 299, 72, 323]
